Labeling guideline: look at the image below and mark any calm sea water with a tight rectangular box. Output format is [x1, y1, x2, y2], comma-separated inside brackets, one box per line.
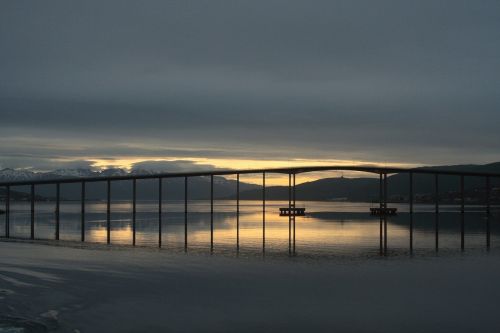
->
[1, 200, 499, 256]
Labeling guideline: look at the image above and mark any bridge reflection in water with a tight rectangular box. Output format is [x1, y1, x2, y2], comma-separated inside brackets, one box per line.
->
[0, 165, 499, 256]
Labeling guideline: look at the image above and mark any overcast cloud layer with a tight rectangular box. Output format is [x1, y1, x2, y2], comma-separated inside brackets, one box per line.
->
[1, 0, 499, 170]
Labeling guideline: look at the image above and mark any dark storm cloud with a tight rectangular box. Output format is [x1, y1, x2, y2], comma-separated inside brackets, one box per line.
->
[1, 0, 499, 168]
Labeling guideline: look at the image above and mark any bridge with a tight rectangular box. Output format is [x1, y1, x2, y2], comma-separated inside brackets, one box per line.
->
[1, 165, 499, 255]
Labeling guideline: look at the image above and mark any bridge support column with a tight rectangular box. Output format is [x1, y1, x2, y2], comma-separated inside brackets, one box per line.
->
[461, 175, 465, 251]
[487, 215, 491, 250]
[30, 184, 35, 240]
[184, 177, 188, 252]
[409, 172, 413, 253]
[383, 217, 387, 255]
[485, 176, 490, 249]
[383, 174, 388, 255]
[288, 173, 292, 255]
[384, 174, 388, 208]
[379, 217, 383, 255]
[55, 183, 60, 241]
[236, 174, 240, 253]
[5, 186, 9, 238]
[293, 173, 296, 255]
[210, 175, 214, 253]
[107, 180, 111, 244]
[81, 182, 85, 242]
[262, 172, 266, 254]
[486, 176, 491, 216]
[379, 174, 383, 209]
[378, 173, 383, 255]
[158, 178, 162, 248]
[132, 179, 136, 246]
[435, 174, 439, 251]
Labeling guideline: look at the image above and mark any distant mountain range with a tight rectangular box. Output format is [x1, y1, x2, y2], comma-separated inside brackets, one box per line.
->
[236, 162, 500, 203]
[0, 167, 134, 181]
[0, 168, 259, 201]
[0, 162, 499, 203]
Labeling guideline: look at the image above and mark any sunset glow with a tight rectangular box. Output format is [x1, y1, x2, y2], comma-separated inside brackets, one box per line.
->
[88, 157, 421, 185]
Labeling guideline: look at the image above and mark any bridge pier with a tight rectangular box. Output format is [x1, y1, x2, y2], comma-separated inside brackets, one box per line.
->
[378, 174, 383, 255]
[184, 176, 188, 252]
[55, 183, 60, 241]
[379, 217, 383, 255]
[5, 186, 9, 238]
[435, 174, 439, 251]
[107, 180, 111, 244]
[293, 173, 296, 255]
[132, 179, 136, 246]
[383, 174, 388, 255]
[158, 178, 162, 248]
[383, 217, 387, 255]
[487, 215, 491, 250]
[262, 172, 266, 254]
[379, 174, 383, 210]
[485, 176, 491, 250]
[485, 176, 491, 249]
[460, 175, 465, 251]
[486, 176, 491, 216]
[409, 172, 413, 253]
[376, 173, 389, 255]
[211, 175, 214, 253]
[30, 184, 35, 240]
[286, 172, 298, 256]
[236, 173, 240, 253]
[81, 181, 85, 242]
[288, 173, 292, 255]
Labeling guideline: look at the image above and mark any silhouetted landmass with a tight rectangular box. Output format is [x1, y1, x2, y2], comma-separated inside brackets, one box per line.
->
[230, 162, 500, 203]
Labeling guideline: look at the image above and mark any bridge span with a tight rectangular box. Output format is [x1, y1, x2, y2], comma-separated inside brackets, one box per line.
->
[1, 165, 499, 255]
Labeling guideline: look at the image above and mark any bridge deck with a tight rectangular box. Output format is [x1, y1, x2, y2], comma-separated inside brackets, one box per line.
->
[0, 165, 499, 187]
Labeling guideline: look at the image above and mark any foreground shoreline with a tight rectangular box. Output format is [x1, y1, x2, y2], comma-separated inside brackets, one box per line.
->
[1, 240, 500, 332]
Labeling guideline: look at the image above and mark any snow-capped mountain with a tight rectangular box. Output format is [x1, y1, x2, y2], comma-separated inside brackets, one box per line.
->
[47, 168, 100, 178]
[0, 168, 39, 181]
[130, 168, 158, 175]
[0, 167, 127, 182]
[0, 167, 213, 182]
[100, 168, 128, 177]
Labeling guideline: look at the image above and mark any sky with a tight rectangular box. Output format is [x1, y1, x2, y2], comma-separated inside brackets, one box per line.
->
[1, 0, 500, 181]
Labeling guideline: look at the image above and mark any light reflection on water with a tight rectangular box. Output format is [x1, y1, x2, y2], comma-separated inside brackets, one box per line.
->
[1, 200, 499, 256]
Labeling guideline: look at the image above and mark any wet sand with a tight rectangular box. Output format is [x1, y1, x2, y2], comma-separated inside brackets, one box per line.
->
[1, 240, 500, 332]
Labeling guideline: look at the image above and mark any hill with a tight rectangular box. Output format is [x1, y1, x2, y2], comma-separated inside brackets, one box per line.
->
[232, 162, 500, 203]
